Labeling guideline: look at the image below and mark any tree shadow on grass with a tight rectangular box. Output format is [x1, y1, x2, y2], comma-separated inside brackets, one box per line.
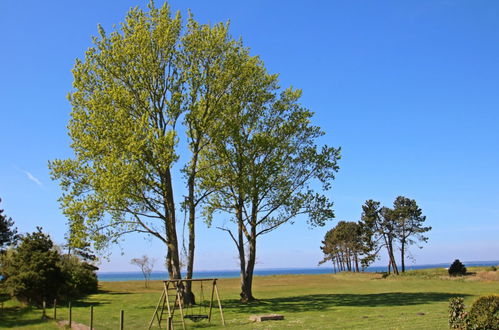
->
[0, 306, 54, 328]
[68, 300, 107, 307]
[96, 289, 133, 295]
[223, 292, 471, 314]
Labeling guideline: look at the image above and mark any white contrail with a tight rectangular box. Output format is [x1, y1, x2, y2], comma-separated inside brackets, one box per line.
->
[24, 171, 43, 186]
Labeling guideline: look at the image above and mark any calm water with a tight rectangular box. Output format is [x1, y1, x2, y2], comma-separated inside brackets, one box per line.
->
[97, 260, 499, 282]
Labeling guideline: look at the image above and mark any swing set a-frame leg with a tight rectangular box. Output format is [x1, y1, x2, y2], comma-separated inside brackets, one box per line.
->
[214, 280, 225, 326]
[148, 290, 166, 329]
[175, 285, 186, 330]
[208, 279, 225, 326]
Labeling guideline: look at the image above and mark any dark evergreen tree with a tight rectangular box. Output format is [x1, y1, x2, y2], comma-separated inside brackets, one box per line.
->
[1, 228, 64, 305]
[448, 259, 467, 276]
[0, 198, 18, 252]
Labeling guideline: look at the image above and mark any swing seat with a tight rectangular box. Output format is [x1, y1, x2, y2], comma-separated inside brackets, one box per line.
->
[184, 314, 208, 322]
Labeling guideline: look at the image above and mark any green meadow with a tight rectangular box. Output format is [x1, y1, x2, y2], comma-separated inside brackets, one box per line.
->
[1, 267, 497, 329]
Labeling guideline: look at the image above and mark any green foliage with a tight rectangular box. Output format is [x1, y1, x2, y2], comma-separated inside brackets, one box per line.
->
[468, 295, 499, 330]
[0, 198, 18, 252]
[449, 260, 467, 277]
[59, 255, 98, 300]
[48, 0, 285, 282]
[197, 51, 340, 300]
[449, 297, 469, 329]
[48, 2, 185, 254]
[489, 265, 497, 272]
[0, 229, 98, 306]
[1, 229, 64, 306]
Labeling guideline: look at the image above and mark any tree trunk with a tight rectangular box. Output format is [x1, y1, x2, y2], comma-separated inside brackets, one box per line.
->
[164, 169, 182, 280]
[348, 250, 352, 271]
[401, 239, 406, 273]
[241, 225, 257, 302]
[166, 250, 173, 278]
[184, 149, 199, 305]
[387, 239, 399, 275]
[233, 196, 256, 303]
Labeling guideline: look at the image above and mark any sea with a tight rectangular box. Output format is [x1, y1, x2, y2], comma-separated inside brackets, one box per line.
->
[97, 260, 499, 282]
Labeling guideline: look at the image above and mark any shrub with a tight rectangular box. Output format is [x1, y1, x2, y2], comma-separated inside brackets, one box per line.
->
[489, 265, 497, 272]
[468, 295, 499, 330]
[449, 259, 467, 276]
[449, 297, 469, 329]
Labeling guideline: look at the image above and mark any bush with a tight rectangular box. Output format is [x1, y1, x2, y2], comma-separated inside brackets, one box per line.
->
[468, 295, 499, 330]
[489, 265, 497, 272]
[449, 297, 469, 329]
[449, 259, 467, 276]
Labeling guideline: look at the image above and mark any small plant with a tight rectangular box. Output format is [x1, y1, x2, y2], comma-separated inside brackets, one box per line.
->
[488, 265, 497, 272]
[449, 259, 467, 276]
[449, 297, 469, 329]
[468, 295, 499, 330]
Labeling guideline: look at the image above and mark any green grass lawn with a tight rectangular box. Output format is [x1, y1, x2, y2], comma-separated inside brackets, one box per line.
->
[0, 267, 497, 329]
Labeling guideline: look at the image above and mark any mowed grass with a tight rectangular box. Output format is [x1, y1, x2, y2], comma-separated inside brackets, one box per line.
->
[0, 267, 497, 329]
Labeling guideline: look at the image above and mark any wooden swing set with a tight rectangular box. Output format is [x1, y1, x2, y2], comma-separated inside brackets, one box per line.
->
[148, 278, 225, 329]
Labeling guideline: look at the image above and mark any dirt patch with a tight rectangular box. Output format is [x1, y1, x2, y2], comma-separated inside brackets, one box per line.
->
[57, 320, 90, 330]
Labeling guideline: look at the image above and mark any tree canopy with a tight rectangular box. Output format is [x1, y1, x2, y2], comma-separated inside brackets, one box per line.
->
[320, 220, 375, 272]
[361, 196, 430, 274]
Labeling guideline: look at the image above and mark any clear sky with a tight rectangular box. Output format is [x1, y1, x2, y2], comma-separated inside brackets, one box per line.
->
[1, 0, 498, 272]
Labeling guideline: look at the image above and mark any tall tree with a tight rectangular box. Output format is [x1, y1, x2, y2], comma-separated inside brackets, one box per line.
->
[0, 198, 18, 252]
[201, 69, 340, 301]
[49, 3, 186, 279]
[180, 16, 252, 302]
[392, 196, 430, 272]
[361, 200, 399, 274]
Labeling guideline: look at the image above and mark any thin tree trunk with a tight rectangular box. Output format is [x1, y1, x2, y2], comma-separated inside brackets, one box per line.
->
[346, 248, 351, 271]
[184, 148, 199, 305]
[387, 239, 399, 275]
[401, 239, 406, 273]
[240, 201, 257, 303]
[234, 196, 254, 302]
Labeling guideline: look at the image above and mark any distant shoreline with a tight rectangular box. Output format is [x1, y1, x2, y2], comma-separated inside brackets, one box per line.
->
[97, 260, 499, 282]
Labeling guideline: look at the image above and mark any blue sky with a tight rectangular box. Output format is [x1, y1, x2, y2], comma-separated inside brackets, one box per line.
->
[1, 0, 498, 272]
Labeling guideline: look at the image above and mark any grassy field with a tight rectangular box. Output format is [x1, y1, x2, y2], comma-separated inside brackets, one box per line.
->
[0, 267, 497, 329]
